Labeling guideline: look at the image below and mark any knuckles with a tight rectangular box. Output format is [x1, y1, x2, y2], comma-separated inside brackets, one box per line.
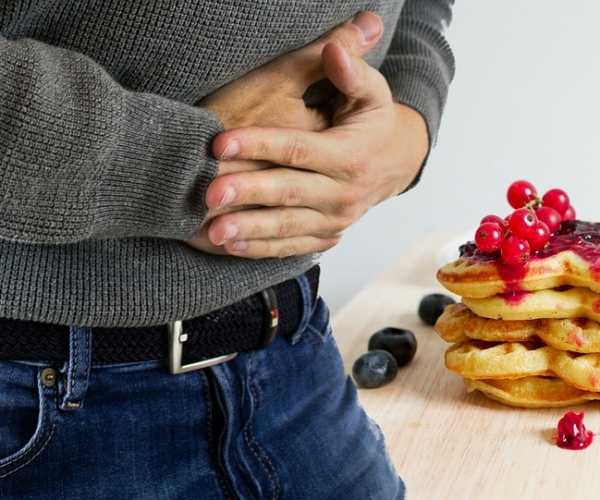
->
[281, 135, 310, 167]
[276, 215, 300, 239]
[341, 150, 370, 180]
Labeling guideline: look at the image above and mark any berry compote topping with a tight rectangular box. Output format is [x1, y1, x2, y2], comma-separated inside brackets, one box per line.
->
[464, 220, 600, 264]
[556, 411, 594, 450]
[461, 220, 600, 290]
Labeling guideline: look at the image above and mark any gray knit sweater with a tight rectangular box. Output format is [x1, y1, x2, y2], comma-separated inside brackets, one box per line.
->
[0, 0, 454, 327]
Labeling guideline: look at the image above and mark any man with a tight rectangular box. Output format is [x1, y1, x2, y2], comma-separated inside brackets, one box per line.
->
[0, 2, 454, 497]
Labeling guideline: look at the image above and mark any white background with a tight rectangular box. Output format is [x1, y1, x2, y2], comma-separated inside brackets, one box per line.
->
[319, 1, 600, 313]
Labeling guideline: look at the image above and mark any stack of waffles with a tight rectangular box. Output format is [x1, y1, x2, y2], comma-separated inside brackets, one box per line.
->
[434, 220, 600, 408]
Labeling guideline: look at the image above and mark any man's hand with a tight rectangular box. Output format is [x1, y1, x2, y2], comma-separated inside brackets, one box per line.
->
[192, 43, 429, 259]
[187, 12, 384, 254]
[200, 11, 383, 177]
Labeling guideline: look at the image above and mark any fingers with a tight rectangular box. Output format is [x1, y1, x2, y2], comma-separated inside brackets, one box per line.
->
[203, 32, 396, 260]
[207, 206, 344, 258]
[186, 226, 230, 256]
[220, 234, 343, 259]
[322, 42, 392, 113]
[208, 205, 335, 243]
[204, 170, 359, 257]
[281, 11, 383, 93]
[213, 47, 390, 165]
[208, 168, 364, 258]
[188, 206, 343, 258]
[206, 167, 342, 212]
[213, 124, 360, 182]
[203, 13, 383, 141]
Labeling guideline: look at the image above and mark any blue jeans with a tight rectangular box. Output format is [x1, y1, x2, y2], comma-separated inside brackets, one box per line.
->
[0, 274, 405, 499]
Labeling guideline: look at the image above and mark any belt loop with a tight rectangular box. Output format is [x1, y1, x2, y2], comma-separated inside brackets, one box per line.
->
[59, 326, 92, 411]
[290, 271, 316, 345]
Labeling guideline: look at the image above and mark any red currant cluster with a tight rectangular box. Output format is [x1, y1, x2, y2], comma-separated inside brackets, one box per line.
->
[474, 180, 576, 268]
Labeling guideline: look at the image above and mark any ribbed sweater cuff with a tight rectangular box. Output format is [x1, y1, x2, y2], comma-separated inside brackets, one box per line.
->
[97, 93, 224, 240]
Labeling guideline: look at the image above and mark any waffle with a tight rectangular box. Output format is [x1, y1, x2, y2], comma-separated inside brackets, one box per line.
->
[436, 220, 600, 299]
[436, 302, 600, 353]
[446, 339, 600, 393]
[552, 350, 600, 392]
[463, 377, 600, 408]
[462, 286, 600, 322]
[445, 340, 553, 380]
[436, 250, 600, 299]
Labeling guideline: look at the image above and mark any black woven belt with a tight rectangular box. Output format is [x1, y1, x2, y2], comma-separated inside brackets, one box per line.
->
[0, 266, 319, 373]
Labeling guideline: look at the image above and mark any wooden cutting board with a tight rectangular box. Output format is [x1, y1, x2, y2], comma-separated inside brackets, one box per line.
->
[331, 231, 599, 500]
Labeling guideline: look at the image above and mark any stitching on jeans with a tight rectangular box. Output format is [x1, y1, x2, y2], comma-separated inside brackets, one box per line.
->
[202, 371, 234, 500]
[71, 329, 78, 396]
[0, 424, 56, 478]
[81, 329, 91, 404]
[302, 323, 330, 351]
[1, 375, 57, 477]
[243, 352, 281, 499]
[67, 328, 79, 406]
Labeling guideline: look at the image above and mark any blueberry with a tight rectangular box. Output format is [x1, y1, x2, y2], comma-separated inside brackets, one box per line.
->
[418, 293, 455, 325]
[352, 350, 398, 389]
[368, 327, 417, 367]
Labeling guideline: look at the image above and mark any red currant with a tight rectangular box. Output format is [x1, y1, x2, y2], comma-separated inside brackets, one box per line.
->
[562, 205, 576, 221]
[542, 189, 570, 215]
[507, 208, 537, 238]
[475, 222, 504, 253]
[507, 180, 537, 209]
[528, 221, 550, 251]
[501, 235, 531, 268]
[480, 214, 507, 231]
[535, 206, 562, 234]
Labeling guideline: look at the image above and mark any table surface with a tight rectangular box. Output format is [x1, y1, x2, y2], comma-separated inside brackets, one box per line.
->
[331, 231, 600, 500]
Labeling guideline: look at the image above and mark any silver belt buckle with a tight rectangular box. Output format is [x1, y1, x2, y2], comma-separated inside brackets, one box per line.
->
[168, 286, 278, 375]
[168, 320, 237, 374]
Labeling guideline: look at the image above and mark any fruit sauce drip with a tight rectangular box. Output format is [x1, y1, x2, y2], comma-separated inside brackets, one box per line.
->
[460, 220, 600, 289]
[556, 411, 594, 450]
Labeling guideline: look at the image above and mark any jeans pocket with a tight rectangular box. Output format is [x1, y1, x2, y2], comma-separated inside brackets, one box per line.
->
[0, 362, 57, 478]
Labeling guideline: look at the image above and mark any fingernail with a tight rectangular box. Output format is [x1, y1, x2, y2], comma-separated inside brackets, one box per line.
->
[221, 223, 238, 243]
[219, 140, 240, 159]
[218, 185, 236, 208]
[232, 241, 248, 252]
[352, 13, 380, 42]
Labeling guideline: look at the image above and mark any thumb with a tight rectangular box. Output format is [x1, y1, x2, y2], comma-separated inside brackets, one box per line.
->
[279, 11, 384, 94]
[321, 42, 391, 106]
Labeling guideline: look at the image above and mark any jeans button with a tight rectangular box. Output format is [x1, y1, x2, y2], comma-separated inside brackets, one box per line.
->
[42, 367, 57, 387]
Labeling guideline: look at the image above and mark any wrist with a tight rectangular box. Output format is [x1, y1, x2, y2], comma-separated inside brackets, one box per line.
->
[394, 103, 429, 192]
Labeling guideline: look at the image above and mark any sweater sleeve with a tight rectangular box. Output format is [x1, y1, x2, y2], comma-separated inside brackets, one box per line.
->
[0, 35, 223, 245]
[380, 0, 455, 148]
